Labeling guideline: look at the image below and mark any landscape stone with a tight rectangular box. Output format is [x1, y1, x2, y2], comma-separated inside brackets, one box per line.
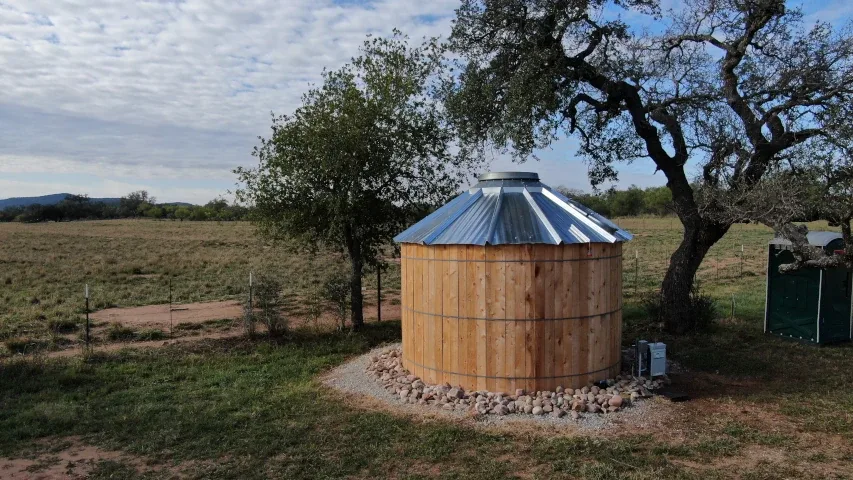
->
[366, 347, 663, 418]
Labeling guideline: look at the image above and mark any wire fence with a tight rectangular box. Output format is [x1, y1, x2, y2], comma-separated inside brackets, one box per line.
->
[3, 219, 782, 356]
[76, 234, 766, 340]
[70, 266, 393, 353]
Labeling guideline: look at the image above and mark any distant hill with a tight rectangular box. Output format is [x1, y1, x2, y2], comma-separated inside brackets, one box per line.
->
[0, 194, 117, 209]
[0, 194, 195, 209]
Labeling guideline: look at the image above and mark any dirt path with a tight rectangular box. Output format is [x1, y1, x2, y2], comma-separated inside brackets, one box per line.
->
[47, 330, 244, 358]
[0, 437, 159, 479]
[34, 299, 403, 359]
[90, 300, 244, 328]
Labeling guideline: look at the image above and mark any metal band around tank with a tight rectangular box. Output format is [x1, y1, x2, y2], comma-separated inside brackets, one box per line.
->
[404, 357, 621, 381]
[401, 305, 622, 322]
[399, 253, 622, 263]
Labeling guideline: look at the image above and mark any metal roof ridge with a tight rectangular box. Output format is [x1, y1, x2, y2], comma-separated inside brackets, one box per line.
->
[541, 188, 617, 243]
[522, 188, 561, 244]
[484, 186, 504, 245]
[420, 189, 484, 245]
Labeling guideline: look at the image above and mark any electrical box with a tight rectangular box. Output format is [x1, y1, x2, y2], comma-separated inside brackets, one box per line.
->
[635, 340, 667, 378]
[647, 342, 667, 377]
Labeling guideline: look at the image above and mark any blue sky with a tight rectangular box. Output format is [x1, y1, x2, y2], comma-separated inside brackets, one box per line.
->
[0, 0, 850, 204]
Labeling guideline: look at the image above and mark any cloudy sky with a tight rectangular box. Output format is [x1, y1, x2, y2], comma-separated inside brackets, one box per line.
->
[1, 0, 850, 204]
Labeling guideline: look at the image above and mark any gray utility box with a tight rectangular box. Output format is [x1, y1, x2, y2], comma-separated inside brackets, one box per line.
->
[636, 341, 667, 377]
[647, 342, 667, 377]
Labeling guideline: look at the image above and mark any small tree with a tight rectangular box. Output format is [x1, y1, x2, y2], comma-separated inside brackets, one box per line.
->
[120, 190, 155, 218]
[175, 207, 191, 222]
[236, 32, 479, 330]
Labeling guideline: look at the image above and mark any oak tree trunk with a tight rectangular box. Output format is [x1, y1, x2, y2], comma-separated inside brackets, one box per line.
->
[349, 255, 364, 331]
[344, 225, 365, 331]
[660, 219, 729, 333]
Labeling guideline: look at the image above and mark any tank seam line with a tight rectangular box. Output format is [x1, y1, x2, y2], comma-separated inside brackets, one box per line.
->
[404, 358, 621, 380]
[399, 253, 622, 263]
[401, 305, 622, 322]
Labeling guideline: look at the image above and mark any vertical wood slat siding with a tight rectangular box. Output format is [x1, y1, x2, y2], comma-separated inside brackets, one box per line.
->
[442, 246, 456, 387]
[401, 243, 623, 391]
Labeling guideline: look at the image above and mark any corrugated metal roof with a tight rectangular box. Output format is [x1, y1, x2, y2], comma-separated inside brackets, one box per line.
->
[769, 231, 843, 248]
[394, 172, 633, 245]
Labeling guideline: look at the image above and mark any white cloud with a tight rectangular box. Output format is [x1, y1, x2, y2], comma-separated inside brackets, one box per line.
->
[0, 0, 461, 198]
[0, 0, 458, 133]
[0, 0, 845, 201]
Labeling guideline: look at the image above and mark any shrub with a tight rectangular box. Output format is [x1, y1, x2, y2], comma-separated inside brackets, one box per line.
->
[254, 274, 287, 337]
[642, 285, 717, 333]
[242, 300, 256, 338]
[304, 293, 324, 332]
[106, 323, 136, 341]
[4, 337, 50, 354]
[136, 329, 166, 341]
[322, 273, 350, 332]
[47, 318, 78, 334]
[174, 322, 204, 331]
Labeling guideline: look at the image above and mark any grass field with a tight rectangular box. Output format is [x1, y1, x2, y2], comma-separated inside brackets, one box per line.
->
[1, 218, 852, 478]
[0, 220, 398, 352]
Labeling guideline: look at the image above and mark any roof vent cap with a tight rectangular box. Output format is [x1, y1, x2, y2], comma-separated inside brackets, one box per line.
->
[477, 171, 539, 181]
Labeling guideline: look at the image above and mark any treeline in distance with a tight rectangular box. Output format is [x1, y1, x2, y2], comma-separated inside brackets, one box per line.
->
[1, 185, 673, 224]
[556, 185, 673, 217]
[0, 191, 249, 223]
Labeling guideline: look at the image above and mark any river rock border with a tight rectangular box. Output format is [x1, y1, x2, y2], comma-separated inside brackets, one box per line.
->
[367, 348, 666, 419]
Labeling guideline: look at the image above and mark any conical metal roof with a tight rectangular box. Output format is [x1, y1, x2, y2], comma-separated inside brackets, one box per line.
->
[394, 172, 633, 245]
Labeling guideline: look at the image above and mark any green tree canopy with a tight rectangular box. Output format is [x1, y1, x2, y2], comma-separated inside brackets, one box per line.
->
[236, 32, 479, 329]
[446, 0, 853, 332]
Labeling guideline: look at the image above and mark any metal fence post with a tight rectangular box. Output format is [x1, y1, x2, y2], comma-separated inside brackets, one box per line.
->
[84, 284, 90, 348]
[377, 264, 382, 322]
[731, 294, 736, 321]
[634, 249, 639, 295]
[740, 244, 744, 277]
[169, 277, 173, 337]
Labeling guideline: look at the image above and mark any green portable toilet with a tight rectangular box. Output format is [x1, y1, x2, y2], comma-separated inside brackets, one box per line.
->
[765, 231, 852, 344]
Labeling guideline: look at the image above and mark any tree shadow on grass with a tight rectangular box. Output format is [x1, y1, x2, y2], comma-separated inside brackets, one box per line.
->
[623, 300, 853, 400]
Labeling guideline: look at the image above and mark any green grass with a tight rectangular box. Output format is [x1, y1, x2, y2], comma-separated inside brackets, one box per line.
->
[2, 218, 853, 478]
[0, 220, 399, 346]
[0, 324, 781, 480]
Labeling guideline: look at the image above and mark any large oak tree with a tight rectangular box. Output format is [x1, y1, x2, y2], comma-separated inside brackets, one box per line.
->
[445, 0, 853, 332]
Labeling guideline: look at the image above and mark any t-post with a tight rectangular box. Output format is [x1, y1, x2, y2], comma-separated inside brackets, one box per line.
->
[84, 284, 90, 347]
[634, 249, 639, 295]
[169, 277, 173, 337]
[377, 263, 382, 323]
[740, 244, 745, 277]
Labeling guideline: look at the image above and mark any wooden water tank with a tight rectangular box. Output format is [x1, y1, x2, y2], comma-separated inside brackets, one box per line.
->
[400, 243, 622, 392]
[394, 172, 631, 392]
